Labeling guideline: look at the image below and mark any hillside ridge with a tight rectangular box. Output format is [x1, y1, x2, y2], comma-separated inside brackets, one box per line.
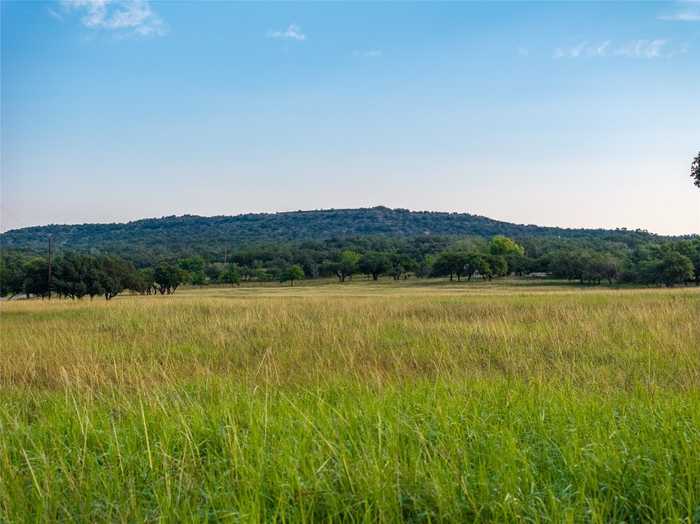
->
[1, 206, 668, 255]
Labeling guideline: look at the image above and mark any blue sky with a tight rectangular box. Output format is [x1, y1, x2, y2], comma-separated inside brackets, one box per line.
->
[2, 1, 699, 235]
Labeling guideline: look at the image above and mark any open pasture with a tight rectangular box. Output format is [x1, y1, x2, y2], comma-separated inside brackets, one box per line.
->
[1, 281, 699, 522]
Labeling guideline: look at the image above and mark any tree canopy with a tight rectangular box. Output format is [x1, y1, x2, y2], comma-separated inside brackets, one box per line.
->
[2, 234, 698, 299]
[281, 264, 305, 286]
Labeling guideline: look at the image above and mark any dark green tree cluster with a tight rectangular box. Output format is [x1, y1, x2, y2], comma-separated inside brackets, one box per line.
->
[548, 251, 621, 285]
[0, 254, 193, 300]
[546, 240, 699, 287]
[430, 236, 521, 281]
[280, 264, 305, 286]
[2, 235, 698, 298]
[619, 241, 698, 287]
[0, 253, 143, 300]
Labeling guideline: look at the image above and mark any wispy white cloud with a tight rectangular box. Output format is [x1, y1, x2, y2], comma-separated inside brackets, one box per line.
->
[352, 49, 382, 58]
[267, 24, 306, 41]
[658, 0, 700, 21]
[658, 11, 700, 21]
[47, 7, 64, 21]
[615, 39, 668, 58]
[554, 41, 589, 58]
[60, 0, 166, 37]
[554, 39, 686, 59]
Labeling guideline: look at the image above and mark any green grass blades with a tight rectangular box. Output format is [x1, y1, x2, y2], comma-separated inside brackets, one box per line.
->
[1, 283, 699, 522]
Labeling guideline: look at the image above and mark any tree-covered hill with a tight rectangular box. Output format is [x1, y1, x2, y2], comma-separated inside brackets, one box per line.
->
[2, 207, 698, 298]
[0, 206, 667, 258]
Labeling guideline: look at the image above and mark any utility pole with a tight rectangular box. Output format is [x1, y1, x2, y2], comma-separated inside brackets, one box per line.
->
[47, 235, 53, 300]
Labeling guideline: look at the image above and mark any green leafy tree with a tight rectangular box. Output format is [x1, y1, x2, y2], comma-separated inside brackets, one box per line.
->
[594, 253, 620, 285]
[295, 253, 319, 279]
[657, 251, 694, 287]
[0, 255, 27, 298]
[549, 250, 583, 281]
[53, 253, 89, 299]
[135, 268, 156, 295]
[359, 252, 390, 281]
[389, 254, 416, 280]
[281, 264, 305, 286]
[505, 253, 530, 276]
[490, 236, 525, 275]
[98, 256, 137, 300]
[483, 255, 507, 280]
[692, 151, 700, 189]
[178, 256, 205, 273]
[204, 263, 223, 283]
[431, 252, 455, 280]
[432, 251, 467, 281]
[489, 235, 525, 257]
[220, 264, 242, 286]
[319, 260, 340, 279]
[22, 257, 50, 298]
[154, 262, 184, 295]
[415, 255, 434, 278]
[677, 239, 700, 285]
[336, 250, 360, 282]
[434, 251, 492, 281]
[178, 256, 205, 285]
[191, 272, 206, 286]
[464, 253, 488, 281]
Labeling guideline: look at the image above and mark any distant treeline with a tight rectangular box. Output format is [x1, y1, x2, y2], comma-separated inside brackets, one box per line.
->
[1, 234, 698, 300]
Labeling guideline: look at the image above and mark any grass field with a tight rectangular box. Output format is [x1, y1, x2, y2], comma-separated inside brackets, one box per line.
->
[1, 280, 699, 522]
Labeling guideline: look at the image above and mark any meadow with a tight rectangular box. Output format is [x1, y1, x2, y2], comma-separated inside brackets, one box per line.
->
[1, 279, 699, 522]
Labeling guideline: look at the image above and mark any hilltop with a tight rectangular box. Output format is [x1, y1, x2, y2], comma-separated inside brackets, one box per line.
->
[0, 206, 663, 257]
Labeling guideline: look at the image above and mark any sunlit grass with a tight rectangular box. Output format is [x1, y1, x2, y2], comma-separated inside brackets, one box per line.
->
[1, 282, 699, 521]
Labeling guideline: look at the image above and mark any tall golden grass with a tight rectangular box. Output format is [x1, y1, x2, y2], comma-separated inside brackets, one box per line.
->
[1, 282, 699, 521]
